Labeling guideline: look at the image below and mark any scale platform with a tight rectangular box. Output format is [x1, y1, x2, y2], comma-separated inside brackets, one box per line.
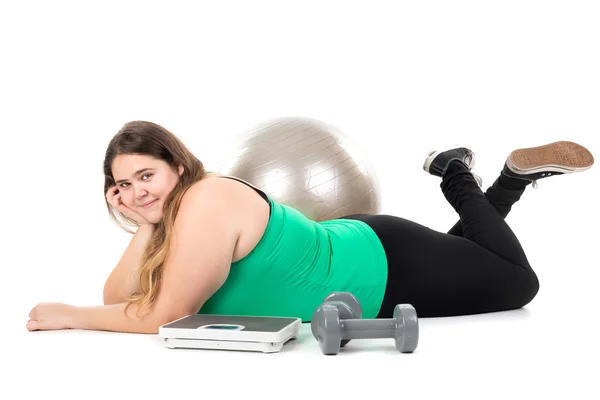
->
[158, 314, 302, 353]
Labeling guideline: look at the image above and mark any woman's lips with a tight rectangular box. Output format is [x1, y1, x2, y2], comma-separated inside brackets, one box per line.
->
[140, 199, 158, 208]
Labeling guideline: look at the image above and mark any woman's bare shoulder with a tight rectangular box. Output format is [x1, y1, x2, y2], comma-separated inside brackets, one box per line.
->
[188, 174, 243, 195]
[173, 178, 246, 238]
[177, 175, 270, 261]
[181, 175, 255, 213]
[203, 172, 228, 179]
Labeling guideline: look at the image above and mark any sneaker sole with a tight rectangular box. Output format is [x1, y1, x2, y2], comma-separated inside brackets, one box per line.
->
[507, 141, 594, 174]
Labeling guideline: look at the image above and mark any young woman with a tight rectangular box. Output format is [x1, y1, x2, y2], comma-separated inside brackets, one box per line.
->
[26, 121, 594, 333]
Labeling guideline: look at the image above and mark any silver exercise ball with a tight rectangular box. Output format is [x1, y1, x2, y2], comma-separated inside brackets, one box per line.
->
[216, 116, 382, 221]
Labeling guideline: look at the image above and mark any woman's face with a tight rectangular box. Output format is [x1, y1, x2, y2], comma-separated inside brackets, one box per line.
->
[111, 154, 183, 223]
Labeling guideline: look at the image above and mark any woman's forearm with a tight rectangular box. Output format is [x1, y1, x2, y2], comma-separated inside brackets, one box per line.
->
[103, 224, 155, 304]
[71, 302, 163, 334]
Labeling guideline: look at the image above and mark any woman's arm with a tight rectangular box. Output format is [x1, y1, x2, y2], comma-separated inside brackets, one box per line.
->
[27, 180, 240, 334]
[103, 224, 155, 305]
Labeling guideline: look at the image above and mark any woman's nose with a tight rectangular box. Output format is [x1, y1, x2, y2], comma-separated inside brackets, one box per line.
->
[135, 187, 148, 198]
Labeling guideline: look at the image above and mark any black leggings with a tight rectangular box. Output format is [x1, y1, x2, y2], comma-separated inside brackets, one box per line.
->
[343, 161, 540, 318]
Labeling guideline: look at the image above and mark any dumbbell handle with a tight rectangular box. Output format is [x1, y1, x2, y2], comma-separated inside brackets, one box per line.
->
[340, 318, 400, 340]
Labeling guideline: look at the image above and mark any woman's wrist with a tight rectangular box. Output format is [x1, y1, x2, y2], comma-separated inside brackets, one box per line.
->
[137, 223, 155, 232]
[67, 304, 83, 329]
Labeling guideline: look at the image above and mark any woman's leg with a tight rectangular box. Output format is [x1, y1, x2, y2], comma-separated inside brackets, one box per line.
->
[446, 140, 594, 237]
[446, 172, 529, 237]
[345, 141, 593, 318]
[345, 161, 539, 318]
[439, 160, 533, 267]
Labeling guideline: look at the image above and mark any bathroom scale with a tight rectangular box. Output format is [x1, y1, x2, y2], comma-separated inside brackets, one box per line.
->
[158, 314, 302, 353]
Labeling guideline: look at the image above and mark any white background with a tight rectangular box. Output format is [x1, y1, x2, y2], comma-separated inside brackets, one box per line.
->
[2, 1, 599, 399]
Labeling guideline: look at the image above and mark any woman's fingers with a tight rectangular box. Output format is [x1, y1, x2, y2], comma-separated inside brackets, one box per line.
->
[106, 186, 121, 208]
[26, 320, 38, 331]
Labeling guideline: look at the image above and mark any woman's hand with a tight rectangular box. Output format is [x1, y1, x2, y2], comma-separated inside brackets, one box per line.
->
[27, 302, 77, 331]
[106, 186, 152, 226]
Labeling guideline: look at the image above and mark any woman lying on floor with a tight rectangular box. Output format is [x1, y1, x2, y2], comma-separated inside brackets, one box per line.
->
[26, 121, 594, 333]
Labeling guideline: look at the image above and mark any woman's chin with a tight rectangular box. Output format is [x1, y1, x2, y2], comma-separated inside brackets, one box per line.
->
[148, 214, 163, 224]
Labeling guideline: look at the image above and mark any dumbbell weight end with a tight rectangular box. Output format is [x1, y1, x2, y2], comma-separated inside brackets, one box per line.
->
[340, 304, 419, 353]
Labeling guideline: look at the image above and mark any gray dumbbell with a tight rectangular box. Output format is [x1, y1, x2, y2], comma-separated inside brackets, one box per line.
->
[310, 292, 363, 348]
[311, 292, 419, 355]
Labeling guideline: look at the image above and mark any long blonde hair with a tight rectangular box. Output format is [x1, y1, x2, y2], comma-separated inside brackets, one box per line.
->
[103, 121, 207, 317]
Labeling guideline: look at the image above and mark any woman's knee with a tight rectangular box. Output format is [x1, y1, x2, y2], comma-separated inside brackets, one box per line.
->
[516, 266, 540, 307]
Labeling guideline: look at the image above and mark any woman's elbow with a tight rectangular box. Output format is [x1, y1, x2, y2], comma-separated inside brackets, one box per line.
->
[102, 283, 125, 305]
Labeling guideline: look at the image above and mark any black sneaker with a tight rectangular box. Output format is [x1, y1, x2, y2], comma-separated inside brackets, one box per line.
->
[503, 141, 594, 188]
[423, 145, 483, 186]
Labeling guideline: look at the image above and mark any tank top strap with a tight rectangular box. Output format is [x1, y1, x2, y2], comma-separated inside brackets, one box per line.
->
[206, 171, 271, 207]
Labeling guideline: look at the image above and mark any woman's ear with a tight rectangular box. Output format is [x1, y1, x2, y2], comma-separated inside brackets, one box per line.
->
[178, 164, 184, 176]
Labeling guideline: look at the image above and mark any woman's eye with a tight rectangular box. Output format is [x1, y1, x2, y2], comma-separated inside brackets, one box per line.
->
[117, 173, 151, 188]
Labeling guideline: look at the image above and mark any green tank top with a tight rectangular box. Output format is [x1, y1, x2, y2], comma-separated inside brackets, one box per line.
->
[199, 176, 388, 322]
